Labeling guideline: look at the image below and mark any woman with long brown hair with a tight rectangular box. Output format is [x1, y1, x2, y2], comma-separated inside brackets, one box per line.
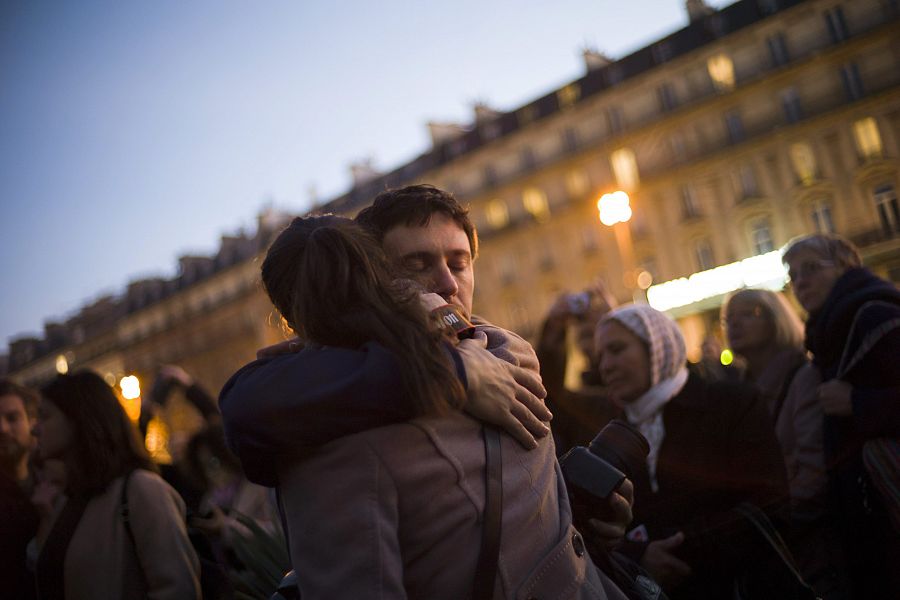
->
[32, 370, 200, 599]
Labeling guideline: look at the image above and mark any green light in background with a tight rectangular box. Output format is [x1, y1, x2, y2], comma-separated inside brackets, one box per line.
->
[720, 349, 734, 366]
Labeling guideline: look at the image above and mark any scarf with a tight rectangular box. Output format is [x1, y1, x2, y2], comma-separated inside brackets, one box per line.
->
[805, 267, 900, 379]
[601, 304, 689, 492]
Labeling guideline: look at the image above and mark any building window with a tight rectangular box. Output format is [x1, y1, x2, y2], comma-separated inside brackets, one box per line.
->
[481, 120, 502, 141]
[767, 33, 790, 67]
[758, 0, 778, 15]
[735, 164, 760, 198]
[520, 147, 536, 171]
[825, 6, 849, 43]
[611, 147, 640, 191]
[781, 87, 803, 124]
[708, 14, 727, 38]
[498, 254, 518, 286]
[658, 83, 678, 112]
[486, 199, 509, 229]
[557, 84, 581, 109]
[606, 65, 624, 85]
[483, 165, 497, 187]
[725, 111, 746, 143]
[581, 225, 600, 254]
[750, 219, 774, 254]
[790, 142, 818, 185]
[523, 187, 551, 223]
[670, 131, 687, 164]
[874, 184, 900, 235]
[630, 208, 649, 238]
[538, 244, 556, 271]
[681, 184, 701, 219]
[653, 41, 674, 64]
[449, 137, 467, 157]
[607, 106, 624, 134]
[518, 104, 539, 125]
[810, 200, 835, 233]
[694, 239, 716, 271]
[565, 169, 590, 199]
[852, 117, 883, 160]
[562, 127, 579, 153]
[840, 63, 864, 101]
[707, 53, 736, 92]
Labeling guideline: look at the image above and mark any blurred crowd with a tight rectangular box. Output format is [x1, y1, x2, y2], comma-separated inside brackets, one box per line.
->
[1, 225, 897, 600]
[1, 365, 278, 600]
[538, 232, 899, 599]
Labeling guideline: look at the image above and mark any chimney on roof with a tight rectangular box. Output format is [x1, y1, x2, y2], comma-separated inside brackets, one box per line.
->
[685, 0, 715, 21]
[427, 121, 467, 147]
[349, 158, 381, 187]
[582, 47, 613, 72]
[472, 101, 500, 124]
[258, 206, 291, 233]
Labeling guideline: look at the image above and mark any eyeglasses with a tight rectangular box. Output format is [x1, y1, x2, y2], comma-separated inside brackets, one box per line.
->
[787, 259, 834, 283]
[721, 305, 764, 327]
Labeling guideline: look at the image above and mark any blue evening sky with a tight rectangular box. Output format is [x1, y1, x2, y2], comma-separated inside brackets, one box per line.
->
[0, 0, 731, 352]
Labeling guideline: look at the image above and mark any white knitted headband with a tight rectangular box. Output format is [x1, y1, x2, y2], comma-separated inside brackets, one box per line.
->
[599, 304, 686, 386]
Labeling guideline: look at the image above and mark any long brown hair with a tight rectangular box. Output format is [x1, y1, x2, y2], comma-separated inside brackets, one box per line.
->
[40, 371, 157, 497]
[261, 215, 465, 415]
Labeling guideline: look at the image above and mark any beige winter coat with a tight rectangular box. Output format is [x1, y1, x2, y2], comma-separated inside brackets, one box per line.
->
[54, 469, 200, 600]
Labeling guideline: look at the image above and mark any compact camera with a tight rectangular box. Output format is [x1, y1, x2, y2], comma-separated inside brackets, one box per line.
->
[566, 292, 591, 316]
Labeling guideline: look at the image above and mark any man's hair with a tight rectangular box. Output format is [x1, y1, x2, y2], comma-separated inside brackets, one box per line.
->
[355, 184, 479, 257]
[0, 379, 39, 418]
[781, 233, 862, 270]
[723, 289, 805, 351]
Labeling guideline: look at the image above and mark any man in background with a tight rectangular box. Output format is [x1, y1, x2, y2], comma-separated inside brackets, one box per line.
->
[0, 379, 40, 600]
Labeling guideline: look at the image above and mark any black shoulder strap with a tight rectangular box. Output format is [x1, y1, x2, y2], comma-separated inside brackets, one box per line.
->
[119, 470, 138, 541]
[735, 502, 820, 600]
[472, 426, 503, 600]
[119, 470, 146, 595]
[35, 493, 90, 600]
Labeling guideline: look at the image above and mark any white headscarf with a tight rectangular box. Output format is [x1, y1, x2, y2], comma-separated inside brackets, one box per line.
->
[599, 304, 689, 492]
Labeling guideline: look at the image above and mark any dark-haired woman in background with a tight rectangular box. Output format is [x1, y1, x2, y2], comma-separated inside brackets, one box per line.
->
[32, 371, 200, 600]
[220, 215, 627, 599]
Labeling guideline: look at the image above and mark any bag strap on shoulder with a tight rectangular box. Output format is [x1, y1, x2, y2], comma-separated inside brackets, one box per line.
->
[472, 426, 503, 600]
[735, 502, 820, 600]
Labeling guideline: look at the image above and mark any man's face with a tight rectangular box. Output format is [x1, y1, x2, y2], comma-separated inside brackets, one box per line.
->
[382, 212, 475, 317]
[0, 394, 34, 470]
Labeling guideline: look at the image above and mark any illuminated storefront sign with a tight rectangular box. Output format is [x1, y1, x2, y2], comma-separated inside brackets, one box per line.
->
[647, 250, 787, 312]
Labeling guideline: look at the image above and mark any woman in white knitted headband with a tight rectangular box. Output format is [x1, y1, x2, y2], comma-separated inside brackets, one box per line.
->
[594, 304, 689, 492]
[593, 303, 788, 597]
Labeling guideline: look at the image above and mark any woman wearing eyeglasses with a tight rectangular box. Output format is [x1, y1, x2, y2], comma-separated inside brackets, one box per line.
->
[782, 233, 900, 598]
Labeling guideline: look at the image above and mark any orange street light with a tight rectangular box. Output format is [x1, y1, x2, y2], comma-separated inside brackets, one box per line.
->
[119, 375, 142, 423]
[597, 190, 632, 226]
[598, 190, 647, 302]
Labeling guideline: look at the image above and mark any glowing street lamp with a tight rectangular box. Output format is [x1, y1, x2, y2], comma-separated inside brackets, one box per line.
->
[597, 191, 633, 226]
[597, 191, 646, 301]
[120, 375, 141, 399]
[119, 375, 142, 423]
